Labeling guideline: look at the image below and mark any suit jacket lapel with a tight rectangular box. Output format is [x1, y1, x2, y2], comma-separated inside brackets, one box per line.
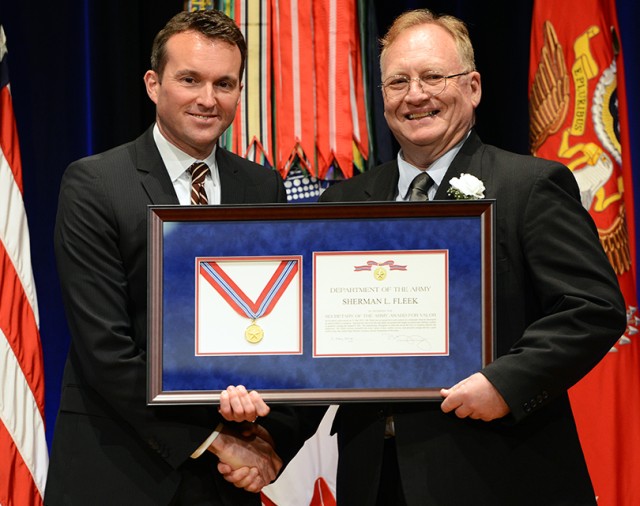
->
[216, 148, 246, 204]
[365, 161, 400, 201]
[368, 133, 486, 202]
[134, 126, 180, 205]
[434, 130, 486, 200]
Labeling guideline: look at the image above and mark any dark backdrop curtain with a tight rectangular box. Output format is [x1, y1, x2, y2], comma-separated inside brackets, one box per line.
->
[0, 0, 637, 447]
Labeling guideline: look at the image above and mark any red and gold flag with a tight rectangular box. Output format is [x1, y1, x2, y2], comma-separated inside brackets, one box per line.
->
[529, 1, 640, 504]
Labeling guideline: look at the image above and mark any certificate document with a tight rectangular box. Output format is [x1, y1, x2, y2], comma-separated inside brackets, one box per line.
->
[313, 250, 449, 357]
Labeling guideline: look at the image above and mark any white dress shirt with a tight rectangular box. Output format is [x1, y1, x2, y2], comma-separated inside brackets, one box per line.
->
[153, 123, 221, 205]
[395, 132, 469, 201]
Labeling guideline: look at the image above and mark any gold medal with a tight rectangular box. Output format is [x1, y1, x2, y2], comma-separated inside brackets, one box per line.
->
[373, 266, 387, 281]
[245, 321, 264, 344]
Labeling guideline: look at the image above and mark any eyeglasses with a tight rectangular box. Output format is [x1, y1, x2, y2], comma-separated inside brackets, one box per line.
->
[381, 71, 471, 100]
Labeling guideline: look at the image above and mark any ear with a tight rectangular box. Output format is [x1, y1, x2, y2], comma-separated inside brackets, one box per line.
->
[144, 70, 160, 105]
[236, 82, 244, 105]
[469, 71, 482, 108]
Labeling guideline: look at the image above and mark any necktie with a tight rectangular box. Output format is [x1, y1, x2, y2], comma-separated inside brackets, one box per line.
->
[407, 172, 434, 201]
[188, 162, 210, 205]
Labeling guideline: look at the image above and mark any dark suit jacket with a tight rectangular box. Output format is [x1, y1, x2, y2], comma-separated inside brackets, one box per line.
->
[45, 127, 306, 505]
[318, 131, 626, 506]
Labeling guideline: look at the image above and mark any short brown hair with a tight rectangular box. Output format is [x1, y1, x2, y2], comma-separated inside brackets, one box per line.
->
[380, 9, 476, 72]
[150, 9, 247, 80]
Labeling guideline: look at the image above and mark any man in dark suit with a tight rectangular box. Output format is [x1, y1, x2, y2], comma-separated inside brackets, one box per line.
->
[45, 10, 305, 505]
[314, 9, 626, 506]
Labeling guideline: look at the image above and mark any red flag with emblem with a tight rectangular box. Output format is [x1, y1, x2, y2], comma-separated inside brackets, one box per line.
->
[529, 1, 640, 504]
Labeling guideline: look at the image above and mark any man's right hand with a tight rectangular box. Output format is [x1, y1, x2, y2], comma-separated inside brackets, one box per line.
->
[208, 425, 282, 492]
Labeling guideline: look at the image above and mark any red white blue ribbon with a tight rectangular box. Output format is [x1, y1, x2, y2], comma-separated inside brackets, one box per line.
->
[200, 259, 298, 320]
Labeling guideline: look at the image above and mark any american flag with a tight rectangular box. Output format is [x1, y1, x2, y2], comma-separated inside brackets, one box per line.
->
[0, 24, 48, 504]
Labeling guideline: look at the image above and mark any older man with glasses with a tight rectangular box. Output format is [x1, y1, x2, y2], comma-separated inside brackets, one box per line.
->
[308, 8, 625, 506]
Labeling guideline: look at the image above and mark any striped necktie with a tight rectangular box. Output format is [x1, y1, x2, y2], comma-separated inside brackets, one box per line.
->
[408, 172, 434, 201]
[188, 162, 210, 205]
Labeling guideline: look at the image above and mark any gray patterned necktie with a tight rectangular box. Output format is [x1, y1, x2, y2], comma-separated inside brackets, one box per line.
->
[188, 162, 210, 205]
[408, 172, 434, 201]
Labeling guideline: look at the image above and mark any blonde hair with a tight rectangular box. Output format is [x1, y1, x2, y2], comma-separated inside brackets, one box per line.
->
[380, 9, 476, 72]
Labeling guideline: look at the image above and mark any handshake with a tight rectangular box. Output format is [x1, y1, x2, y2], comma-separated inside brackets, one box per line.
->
[207, 385, 280, 493]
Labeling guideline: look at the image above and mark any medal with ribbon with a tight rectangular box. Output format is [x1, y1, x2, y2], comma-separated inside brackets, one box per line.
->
[199, 259, 299, 343]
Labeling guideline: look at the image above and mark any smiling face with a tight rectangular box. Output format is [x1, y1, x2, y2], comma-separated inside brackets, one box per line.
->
[144, 30, 243, 159]
[381, 23, 481, 168]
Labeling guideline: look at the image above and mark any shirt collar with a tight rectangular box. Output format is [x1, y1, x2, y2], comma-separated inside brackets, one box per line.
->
[396, 131, 470, 201]
[152, 123, 218, 182]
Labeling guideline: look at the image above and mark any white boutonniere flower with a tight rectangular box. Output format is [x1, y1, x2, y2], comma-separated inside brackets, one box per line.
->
[447, 173, 485, 199]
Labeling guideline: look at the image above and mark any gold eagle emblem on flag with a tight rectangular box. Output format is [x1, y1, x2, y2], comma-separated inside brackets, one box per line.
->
[529, 19, 630, 276]
[529, 21, 570, 155]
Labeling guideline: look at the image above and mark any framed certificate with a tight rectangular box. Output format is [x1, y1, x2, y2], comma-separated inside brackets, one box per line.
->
[313, 250, 449, 357]
[148, 201, 495, 405]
